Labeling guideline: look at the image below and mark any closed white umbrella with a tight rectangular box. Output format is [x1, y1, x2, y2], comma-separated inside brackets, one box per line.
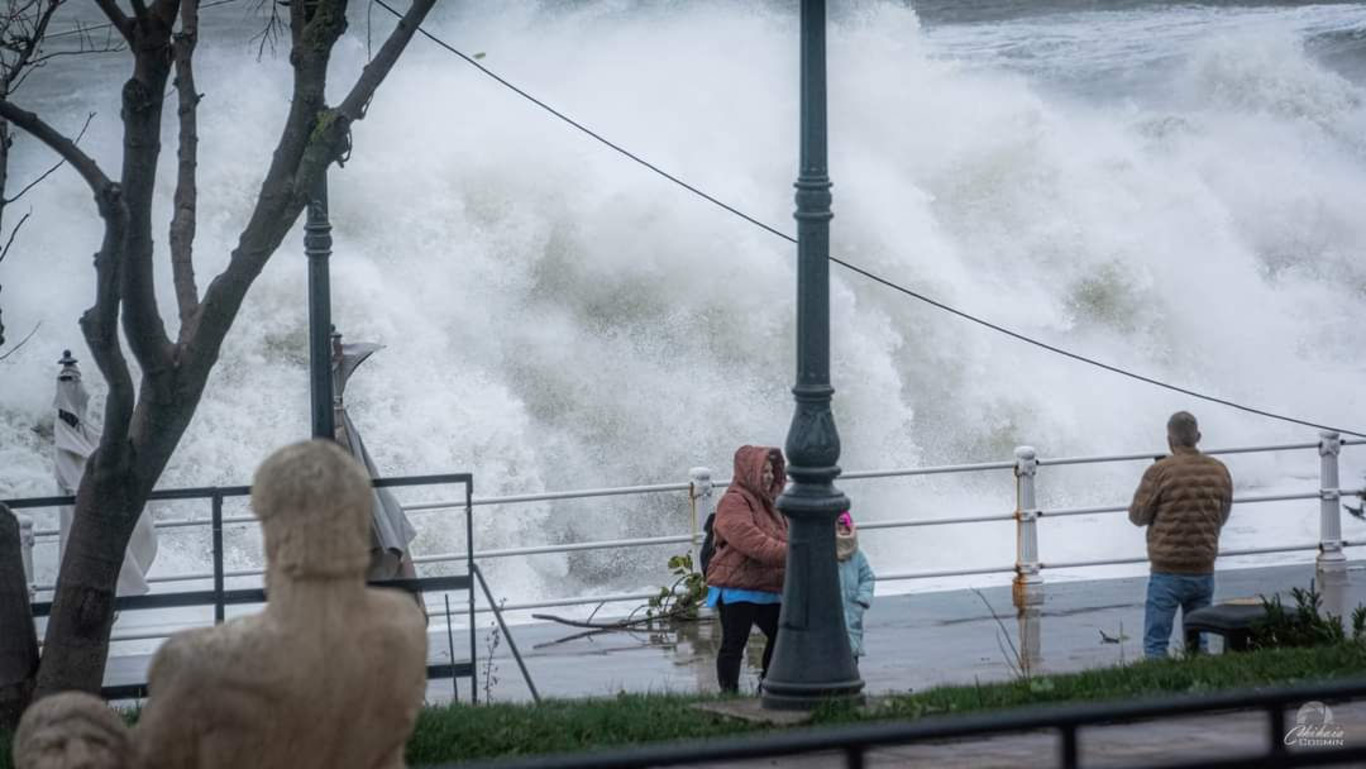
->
[54, 350, 157, 596]
[330, 332, 418, 581]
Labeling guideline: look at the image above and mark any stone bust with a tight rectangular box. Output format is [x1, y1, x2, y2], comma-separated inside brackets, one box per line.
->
[13, 692, 131, 769]
[132, 441, 428, 769]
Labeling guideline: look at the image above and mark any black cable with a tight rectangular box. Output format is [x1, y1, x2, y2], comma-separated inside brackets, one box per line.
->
[374, 0, 1366, 441]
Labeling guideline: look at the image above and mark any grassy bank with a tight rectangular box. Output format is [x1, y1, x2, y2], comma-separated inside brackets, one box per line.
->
[4, 644, 1365, 768]
[406, 644, 1366, 765]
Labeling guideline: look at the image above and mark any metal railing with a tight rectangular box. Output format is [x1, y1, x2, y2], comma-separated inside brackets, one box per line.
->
[8, 433, 1365, 638]
[445, 676, 1366, 769]
[8, 472, 494, 701]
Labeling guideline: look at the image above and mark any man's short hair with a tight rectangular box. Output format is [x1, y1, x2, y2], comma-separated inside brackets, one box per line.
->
[1167, 411, 1200, 448]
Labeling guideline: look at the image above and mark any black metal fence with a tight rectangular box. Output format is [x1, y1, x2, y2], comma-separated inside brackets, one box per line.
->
[447, 676, 1366, 769]
[8, 472, 477, 701]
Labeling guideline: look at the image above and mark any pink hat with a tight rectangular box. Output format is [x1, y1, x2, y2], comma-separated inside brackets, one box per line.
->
[837, 511, 853, 527]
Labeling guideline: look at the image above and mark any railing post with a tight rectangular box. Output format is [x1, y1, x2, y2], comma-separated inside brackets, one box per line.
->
[1013, 446, 1042, 608]
[688, 467, 714, 556]
[211, 491, 225, 624]
[17, 512, 34, 600]
[1318, 431, 1346, 579]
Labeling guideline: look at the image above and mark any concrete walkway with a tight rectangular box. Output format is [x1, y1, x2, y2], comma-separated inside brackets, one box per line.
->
[103, 561, 1366, 703]
[435, 561, 1366, 703]
[100, 562, 1366, 766]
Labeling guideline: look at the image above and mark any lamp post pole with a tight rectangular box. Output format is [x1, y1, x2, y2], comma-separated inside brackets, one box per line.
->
[761, 0, 864, 710]
[305, 170, 335, 439]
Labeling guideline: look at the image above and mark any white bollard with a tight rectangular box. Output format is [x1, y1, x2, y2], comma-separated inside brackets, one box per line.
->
[689, 467, 714, 556]
[1013, 446, 1042, 607]
[1318, 431, 1346, 577]
[17, 512, 35, 601]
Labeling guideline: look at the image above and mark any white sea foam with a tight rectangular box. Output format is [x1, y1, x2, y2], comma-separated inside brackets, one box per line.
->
[1, 1, 1364, 605]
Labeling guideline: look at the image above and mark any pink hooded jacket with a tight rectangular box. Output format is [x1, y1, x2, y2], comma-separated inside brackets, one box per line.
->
[704, 445, 788, 594]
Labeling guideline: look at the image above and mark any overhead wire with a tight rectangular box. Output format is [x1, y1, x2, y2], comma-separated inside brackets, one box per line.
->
[372, 0, 1366, 440]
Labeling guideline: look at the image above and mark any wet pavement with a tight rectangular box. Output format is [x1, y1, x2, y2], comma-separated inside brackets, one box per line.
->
[433, 560, 1366, 704]
[99, 562, 1366, 766]
[102, 561, 1366, 703]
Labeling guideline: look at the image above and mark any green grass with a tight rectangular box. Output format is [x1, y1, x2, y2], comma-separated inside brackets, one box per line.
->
[406, 644, 1366, 764]
[5, 644, 1366, 768]
[405, 693, 761, 765]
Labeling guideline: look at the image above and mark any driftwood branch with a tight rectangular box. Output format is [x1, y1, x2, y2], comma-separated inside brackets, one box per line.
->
[169, 0, 199, 330]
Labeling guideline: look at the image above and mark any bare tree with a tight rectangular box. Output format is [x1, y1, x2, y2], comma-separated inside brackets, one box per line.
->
[0, 0, 437, 709]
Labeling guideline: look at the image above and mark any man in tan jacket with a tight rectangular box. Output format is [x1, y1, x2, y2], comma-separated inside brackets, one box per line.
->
[1129, 411, 1233, 658]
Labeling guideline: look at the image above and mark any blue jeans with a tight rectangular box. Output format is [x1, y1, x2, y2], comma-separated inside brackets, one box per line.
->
[1144, 572, 1214, 658]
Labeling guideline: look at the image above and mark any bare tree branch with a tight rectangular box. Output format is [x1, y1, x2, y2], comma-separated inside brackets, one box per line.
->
[336, 0, 433, 124]
[93, 0, 134, 44]
[191, 0, 437, 377]
[0, 320, 39, 361]
[4, 111, 93, 205]
[295, 0, 439, 196]
[169, 0, 199, 330]
[249, 0, 285, 60]
[0, 98, 133, 448]
[2, 0, 63, 90]
[114, 6, 178, 377]
[0, 101, 111, 192]
[128, 0, 150, 23]
[0, 208, 31, 263]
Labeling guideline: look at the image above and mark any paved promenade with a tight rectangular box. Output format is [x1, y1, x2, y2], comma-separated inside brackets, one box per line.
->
[446, 561, 1366, 703]
[102, 561, 1366, 766]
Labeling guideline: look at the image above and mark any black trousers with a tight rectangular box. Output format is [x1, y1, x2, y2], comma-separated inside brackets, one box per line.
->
[716, 599, 781, 693]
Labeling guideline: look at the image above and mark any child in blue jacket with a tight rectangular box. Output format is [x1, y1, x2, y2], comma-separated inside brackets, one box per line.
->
[837, 511, 875, 661]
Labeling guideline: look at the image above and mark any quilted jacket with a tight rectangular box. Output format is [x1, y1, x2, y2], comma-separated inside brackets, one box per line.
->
[1128, 446, 1233, 574]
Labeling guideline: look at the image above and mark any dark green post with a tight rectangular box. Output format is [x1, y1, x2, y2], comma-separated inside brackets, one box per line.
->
[305, 171, 335, 439]
[761, 0, 865, 710]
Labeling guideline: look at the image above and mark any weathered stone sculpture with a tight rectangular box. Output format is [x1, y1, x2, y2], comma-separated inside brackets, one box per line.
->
[132, 441, 428, 769]
[13, 691, 131, 769]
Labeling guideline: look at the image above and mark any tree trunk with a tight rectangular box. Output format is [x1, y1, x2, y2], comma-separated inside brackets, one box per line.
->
[0, 503, 39, 729]
[32, 452, 145, 698]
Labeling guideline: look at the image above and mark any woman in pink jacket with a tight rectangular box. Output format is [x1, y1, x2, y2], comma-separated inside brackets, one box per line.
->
[703, 445, 788, 693]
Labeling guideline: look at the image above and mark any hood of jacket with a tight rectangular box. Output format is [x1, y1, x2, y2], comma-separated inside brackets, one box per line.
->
[731, 445, 785, 504]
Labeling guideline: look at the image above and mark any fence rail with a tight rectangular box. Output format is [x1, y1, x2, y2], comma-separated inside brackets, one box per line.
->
[8, 431, 1365, 645]
[446, 676, 1366, 769]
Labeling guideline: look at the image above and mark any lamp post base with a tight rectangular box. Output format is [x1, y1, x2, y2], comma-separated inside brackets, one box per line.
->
[762, 678, 865, 711]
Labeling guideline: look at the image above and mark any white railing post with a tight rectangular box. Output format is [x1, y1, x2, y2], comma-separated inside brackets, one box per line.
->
[17, 512, 35, 600]
[688, 467, 714, 556]
[1013, 446, 1042, 607]
[1318, 431, 1346, 578]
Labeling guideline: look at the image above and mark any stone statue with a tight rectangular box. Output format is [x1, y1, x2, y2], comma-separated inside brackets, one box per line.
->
[132, 441, 428, 769]
[13, 692, 131, 769]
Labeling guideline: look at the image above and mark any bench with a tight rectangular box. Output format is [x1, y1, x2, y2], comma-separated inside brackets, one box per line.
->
[1182, 599, 1267, 653]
